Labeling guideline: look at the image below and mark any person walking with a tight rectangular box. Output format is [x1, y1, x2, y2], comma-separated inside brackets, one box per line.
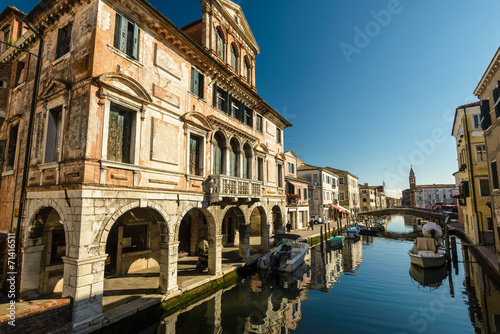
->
[309, 218, 314, 231]
[286, 222, 292, 233]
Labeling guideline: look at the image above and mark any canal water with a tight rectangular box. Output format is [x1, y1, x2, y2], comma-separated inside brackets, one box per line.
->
[117, 215, 500, 334]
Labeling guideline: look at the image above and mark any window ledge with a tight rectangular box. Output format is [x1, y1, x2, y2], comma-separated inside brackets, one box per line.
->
[39, 161, 59, 170]
[107, 44, 144, 68]
[52, 52, 70, 66]
[188, 91, 206, 103]
[101, 160, 140, 171]
[2, 170, 14, 177]
[121, 249, 152, 258]
[12, 81, 25, 92]
[188, 174, 206, 181]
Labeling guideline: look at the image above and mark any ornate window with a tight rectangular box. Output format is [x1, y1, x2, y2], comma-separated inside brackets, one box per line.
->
[230, 44, 238, 72]
[212, 132, 225, 175]
[216, 28, 224, 59]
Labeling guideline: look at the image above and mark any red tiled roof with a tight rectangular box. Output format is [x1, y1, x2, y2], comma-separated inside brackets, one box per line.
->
[181, 18, 202, 31]
[457, 101, 480, 109]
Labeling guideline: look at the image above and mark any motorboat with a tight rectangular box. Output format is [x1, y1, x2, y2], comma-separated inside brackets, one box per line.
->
[258, 234, 310, 273]
[373, 221, 385, 231]
[422, 222, 443, 238]
[327, 236, 345, 249]
[342, 226, 360, 239]
[408, 237, 446, 268]
[359, 226, 380, 236]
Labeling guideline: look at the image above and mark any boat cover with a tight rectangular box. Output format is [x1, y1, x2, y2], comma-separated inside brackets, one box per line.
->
[414, 237, 438, 252]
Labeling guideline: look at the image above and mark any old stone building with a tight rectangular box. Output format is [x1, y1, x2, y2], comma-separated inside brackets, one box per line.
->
[324, 167, 360, 215]
[284, 151, 309, 230]
[0, 0, 290, 331]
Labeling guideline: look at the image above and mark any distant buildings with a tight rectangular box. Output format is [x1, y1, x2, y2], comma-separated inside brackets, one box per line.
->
[285, 151, 310, 230]
[452, 101, 493, 245]
[324, 167, 360, 215]
[402, 167, 457, 209]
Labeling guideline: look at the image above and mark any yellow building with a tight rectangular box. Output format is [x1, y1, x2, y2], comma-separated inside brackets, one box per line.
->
[474, 47, 500, 263]
[452, 101, 493, 245]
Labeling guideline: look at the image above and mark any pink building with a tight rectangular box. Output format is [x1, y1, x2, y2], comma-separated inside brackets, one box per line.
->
[285, 151, 310, 229]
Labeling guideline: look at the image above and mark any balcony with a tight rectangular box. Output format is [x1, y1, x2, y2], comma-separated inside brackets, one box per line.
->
[207, 175, 262, 202]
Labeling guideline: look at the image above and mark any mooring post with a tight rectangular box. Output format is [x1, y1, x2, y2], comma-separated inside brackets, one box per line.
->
[451, 236, 458, 273]
[444, 219, 451, 262]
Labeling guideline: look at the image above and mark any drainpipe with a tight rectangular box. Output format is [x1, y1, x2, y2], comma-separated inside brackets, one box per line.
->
[463, 108, 483, 245]
[12, 21, 43, 299]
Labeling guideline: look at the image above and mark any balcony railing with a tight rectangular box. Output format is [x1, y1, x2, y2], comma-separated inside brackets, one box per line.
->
[208, 174, 262, 202]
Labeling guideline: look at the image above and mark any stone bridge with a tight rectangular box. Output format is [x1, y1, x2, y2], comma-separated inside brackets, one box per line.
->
[358, 207, 449, 224]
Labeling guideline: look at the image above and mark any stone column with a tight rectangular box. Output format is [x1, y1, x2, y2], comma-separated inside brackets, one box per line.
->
[208, 234, 222, 275]
[62, 255, 107, 332]
[20, 245, 45, 298]
[261, 224, 270, 253]
[158, 241, 179, 294]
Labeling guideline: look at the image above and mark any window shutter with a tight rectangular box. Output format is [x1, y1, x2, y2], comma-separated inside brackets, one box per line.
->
[480, 100, 492, 129]
[191, 68, 198, 95]
[229, 150, 236, 176]
[225, 94, 231, 115]
[212, 83, 218, 108]
[248, 108, 253, 127]
[198, 73, 204, 99]
[237, 100, 244, 122]
[132, 23, 139, 59]
[119, 16, 128, 53]
[10, 61, 17, 87]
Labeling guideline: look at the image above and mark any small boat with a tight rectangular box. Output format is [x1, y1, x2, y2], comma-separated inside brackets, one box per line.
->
[373, 221, 385, 231]
[327, 236, 345, 249]
[342, 226, 360, 239]
[408, 237, 446, 268]
[422, 222, 443, 238]
[258, 234, 310, 273]
[359, 226, 380, 236]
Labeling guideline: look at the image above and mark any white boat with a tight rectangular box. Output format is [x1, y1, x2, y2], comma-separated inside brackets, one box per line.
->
[258, 234, 310, 273]
[408, 237, 446, 268]
[342, 226, 360, 239]
[422, 222, 443, 238]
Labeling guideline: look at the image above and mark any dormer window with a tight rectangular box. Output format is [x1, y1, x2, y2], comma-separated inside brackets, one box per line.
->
[230, 44, 238, 72]
[216, 29, 224, 59]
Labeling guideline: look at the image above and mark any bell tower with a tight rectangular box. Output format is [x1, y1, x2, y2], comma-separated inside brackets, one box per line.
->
[409, 166, 416, 190]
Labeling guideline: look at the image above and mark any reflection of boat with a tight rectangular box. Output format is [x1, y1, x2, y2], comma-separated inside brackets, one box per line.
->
[258, 234, 310, 272]
[408, 237, 446, 268]
[342, 226, 360, 239]
[327, 236, 345, 249]
[359, 227, 380, 236]
[422, 222, 443, 238]
[409, 263, 447, 288]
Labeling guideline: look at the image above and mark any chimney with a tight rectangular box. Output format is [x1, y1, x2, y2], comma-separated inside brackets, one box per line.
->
[364, 183, 368, 187]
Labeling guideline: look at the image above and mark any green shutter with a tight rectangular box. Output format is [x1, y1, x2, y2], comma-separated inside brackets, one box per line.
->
[199, 73, 204, 99]
[481, 100, 492, 129]
[492, 162, 499, 189]
[119, 15, 128, 53]
[191, 68, 198, 95]
[114, 14, 121, 49]
[213, 83, 218, 107]
[132, 23, 139, 59]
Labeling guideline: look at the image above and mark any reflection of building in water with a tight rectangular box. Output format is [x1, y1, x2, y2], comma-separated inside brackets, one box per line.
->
[156, 272, 310, 333]
[464, 249, 500, 333]
[342, 239, 363, 273]
[309, 247, 343, 292]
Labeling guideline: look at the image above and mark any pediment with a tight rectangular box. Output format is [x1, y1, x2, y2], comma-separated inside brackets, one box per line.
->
[276, 152, 286, 161]
[95, 73, 152, 105]
[39, 79, 71, 100]
[181, 112, 213, 132]
[217, 0, 259, 54]
[255, 143, 269, 154]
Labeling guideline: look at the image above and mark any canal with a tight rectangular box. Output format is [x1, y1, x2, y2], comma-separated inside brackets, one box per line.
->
[105, 215, 500, 334]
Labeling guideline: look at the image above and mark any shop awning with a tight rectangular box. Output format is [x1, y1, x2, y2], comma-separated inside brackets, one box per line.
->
[330, 204, 349, 213]
[337, 205, 351, 214]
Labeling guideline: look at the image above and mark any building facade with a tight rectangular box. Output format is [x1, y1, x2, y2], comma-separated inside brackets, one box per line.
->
[474, 46, 500, 261]
[324, 167, 360, 215]
[452, 101, 493, 245]
[359, 183, 376, 212]
[284, 151, 309, 230]
[0, 0, 291, 331]
[297, 164, 339, 222]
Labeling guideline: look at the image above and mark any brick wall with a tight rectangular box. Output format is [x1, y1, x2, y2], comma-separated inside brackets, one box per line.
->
[0, 298, 72, 333]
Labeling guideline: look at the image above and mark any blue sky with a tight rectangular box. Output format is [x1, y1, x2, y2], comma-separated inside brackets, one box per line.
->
[15, 0, 500, 197]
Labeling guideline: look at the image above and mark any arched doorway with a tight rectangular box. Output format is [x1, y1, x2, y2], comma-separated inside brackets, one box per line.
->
[272, 206, 283, 235]
[220, 207, 246, 262]
[21, 207, 66, 298]
[105, 208, 163, 276]
[249, 206, 268, 254]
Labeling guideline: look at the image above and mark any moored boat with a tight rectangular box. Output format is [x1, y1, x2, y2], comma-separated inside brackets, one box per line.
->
[327, 236, 345, 249]
[408, 237, 446, 268]
[359, 226, 380, 236]
[342, 226, 360, 239]
[258, 234, 310, 273]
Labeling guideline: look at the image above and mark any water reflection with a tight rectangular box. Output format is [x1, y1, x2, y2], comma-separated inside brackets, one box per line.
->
[463, 248, 500, 333]
[139, 216, 500, 334]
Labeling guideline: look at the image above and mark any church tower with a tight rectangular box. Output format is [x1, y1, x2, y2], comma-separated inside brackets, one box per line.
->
[409, 166, 416, 190]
